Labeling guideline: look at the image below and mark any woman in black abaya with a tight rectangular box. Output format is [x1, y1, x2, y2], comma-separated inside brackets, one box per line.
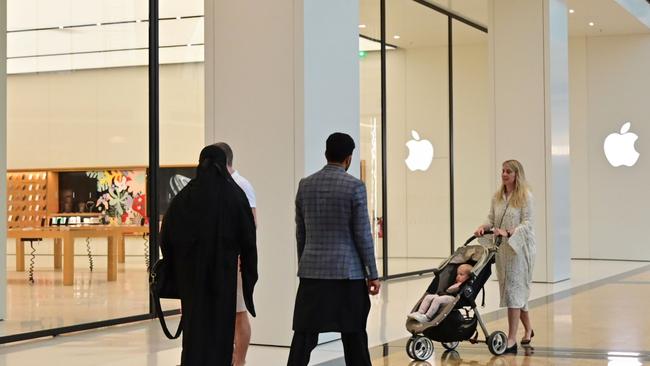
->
[160, 145, 257, 365]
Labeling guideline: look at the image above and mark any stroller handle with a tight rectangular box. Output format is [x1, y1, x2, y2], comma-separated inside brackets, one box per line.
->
[463, 230, 494, 246]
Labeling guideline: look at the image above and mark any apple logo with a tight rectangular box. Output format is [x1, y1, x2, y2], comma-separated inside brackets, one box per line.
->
[603, 122, 640, 167]
[405, 130, 434, 171]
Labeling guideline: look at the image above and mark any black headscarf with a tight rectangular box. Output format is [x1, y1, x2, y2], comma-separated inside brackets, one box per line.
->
[161, 144, 256, 311]
[163, 145, 231, 246]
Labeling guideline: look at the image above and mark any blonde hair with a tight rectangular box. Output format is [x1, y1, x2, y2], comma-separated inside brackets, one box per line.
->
[458, 264, 473, 274]
[493, 159, 531, 209]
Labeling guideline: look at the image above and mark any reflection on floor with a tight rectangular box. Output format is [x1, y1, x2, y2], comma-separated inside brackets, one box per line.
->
[0, 260, 648, 365]
[1, 255, 178, 337]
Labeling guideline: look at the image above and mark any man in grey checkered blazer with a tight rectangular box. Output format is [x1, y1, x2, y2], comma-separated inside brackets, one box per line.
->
[288, 133, 380, 366]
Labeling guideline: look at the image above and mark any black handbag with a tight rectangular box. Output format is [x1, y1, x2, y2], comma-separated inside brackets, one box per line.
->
[150, 258, 183, 339]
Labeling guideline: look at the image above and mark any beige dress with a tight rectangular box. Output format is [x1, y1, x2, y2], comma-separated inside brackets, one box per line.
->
[481, 192, 536, 311]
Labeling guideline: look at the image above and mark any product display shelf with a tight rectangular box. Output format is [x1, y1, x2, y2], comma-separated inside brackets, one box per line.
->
[7, 172, 49, 228]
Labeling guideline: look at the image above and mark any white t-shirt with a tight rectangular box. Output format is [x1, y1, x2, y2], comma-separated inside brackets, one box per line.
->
[231, 170, 256, 208]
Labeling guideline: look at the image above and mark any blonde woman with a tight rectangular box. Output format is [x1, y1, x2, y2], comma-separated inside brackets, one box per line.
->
[474, 160, 536, 354]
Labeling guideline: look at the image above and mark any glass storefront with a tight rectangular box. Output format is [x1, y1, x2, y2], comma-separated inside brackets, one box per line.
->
[359, 0, 384, 277]
[4, 0, 150, 338]
[451, 20, 491, 250]
[359, 0, 488, 278]
[1, 0, 206, 342]
[0, 0, 487, 343]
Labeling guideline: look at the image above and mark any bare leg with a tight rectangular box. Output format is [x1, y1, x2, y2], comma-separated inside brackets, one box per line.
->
[233, 311, 251, 366]
[520, 310, 533, 339]
[507, 308, 520, 347]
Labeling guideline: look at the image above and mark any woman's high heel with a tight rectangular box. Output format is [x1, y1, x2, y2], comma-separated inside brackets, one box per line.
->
[521, 329, 534, 345]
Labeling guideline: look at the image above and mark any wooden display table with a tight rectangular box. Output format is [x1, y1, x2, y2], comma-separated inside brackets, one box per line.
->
[117, 227, 151, 264]
[9, 225, 149, 286]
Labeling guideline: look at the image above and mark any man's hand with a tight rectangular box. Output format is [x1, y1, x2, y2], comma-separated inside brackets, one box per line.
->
[367, 279, 381, 295]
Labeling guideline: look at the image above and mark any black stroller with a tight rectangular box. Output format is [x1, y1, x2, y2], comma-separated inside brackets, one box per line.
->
[405, 231, 508, 360]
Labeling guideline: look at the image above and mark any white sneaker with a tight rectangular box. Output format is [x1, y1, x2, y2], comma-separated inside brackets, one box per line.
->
[407, 312, 429, 323]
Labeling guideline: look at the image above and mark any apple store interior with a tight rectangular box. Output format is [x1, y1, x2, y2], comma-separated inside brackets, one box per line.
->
[1, 0, 650, 365]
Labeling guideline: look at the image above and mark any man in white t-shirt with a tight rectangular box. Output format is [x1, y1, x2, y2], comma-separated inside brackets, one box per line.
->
[214, 142, 256, 366]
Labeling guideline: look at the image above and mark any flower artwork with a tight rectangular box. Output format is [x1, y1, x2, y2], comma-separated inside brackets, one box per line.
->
[87, 170, 146, 224]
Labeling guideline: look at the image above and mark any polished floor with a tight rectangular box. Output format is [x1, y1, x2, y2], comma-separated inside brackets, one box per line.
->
[0, 254, 436, 336]
[1, 254, 179, 336]
[0, 260, 648, 365]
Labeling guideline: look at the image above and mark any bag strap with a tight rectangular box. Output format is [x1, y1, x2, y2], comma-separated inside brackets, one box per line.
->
[152, 291, 183, 339]
[494, 197, 511, 246]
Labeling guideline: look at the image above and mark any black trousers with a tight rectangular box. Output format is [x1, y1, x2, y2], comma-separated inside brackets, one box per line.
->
[287, 330, 372, 366]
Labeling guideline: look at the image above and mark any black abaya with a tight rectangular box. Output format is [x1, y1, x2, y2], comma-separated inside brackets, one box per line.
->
[160, 146, 257, 365]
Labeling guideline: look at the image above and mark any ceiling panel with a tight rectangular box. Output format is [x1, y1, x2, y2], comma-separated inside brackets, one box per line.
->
[6, 0, 648, 74]
[7, 0, 202, 31]
[8, 18, 202, 58]
[567, 0, 649, 36]
[386, 0, 449, 48]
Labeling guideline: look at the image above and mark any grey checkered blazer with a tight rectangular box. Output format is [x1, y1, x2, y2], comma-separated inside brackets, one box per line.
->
[295, 164, 379, 280]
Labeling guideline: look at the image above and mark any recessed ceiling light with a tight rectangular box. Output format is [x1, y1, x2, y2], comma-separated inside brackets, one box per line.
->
[58, 26, 64, 29]
[393, 35, 401, 39]
[136, 19, 142, 23]
[589, 22, 595, 26]
[569, 9, 575, 13]
[187, 43, 193, 47]
[96, 22, 102, 26]
[358, 24, 367, 29]
[176, 16, 181, 20]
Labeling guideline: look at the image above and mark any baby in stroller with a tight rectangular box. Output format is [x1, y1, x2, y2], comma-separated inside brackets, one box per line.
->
[408, 264, 473, 323]
[404, 235, 511, 360]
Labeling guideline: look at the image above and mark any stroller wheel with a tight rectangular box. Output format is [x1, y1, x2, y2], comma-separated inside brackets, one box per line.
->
[406, 336, 434, 361]
[441, 341, 459, 351]
[487, 331, 508, 355]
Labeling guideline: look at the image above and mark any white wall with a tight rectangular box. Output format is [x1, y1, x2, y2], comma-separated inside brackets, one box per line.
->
[6, 63, 204, 169]
[1, 0, 9, 319]
[569, 36, 590, 258]
[570, 34, 650, 260]
[205, 0, 361, 347]
[489, 0, 571, 282]
[545, 0, 571, 283]
[205, 0, 299, 347]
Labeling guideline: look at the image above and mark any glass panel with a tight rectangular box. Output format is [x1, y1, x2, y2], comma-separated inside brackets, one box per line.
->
[359, 0, 384, 277]
[4, 0, 149, 335]
[386, 0, 450, 275]
[158, 0, 205, 311]
[451, 21, 491, 250]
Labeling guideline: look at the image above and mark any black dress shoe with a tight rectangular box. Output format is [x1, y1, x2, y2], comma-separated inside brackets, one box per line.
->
[503, 343, 518, 354]
[521, 329, 534, 345]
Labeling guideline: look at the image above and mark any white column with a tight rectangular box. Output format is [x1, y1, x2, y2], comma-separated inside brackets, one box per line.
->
[205, 0, 360, 346]
[488, 0, 570, 282]
[1, 0, 7, 319]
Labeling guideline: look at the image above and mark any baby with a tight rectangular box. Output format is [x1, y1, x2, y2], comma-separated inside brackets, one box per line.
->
[408, 264, 473, 323]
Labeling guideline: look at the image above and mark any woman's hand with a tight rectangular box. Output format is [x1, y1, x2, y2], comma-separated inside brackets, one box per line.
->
[474, 225, 490, 237]
[493, 228, 508, 237]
